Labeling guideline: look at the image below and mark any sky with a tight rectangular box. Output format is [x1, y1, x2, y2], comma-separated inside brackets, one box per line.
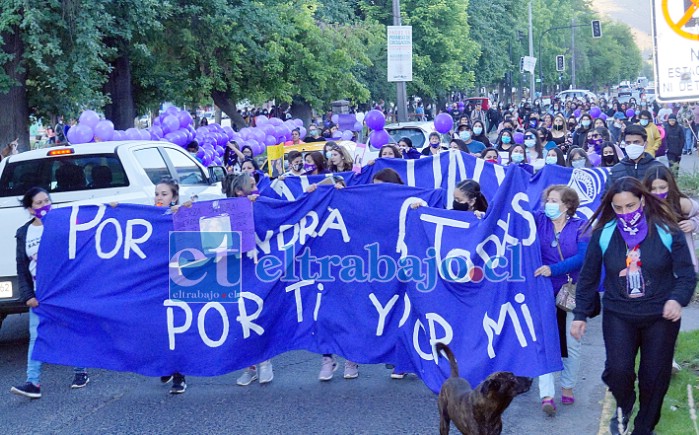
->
[591, 0, 653, 53]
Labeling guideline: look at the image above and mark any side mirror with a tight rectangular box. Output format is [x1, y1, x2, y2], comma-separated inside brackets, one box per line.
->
[208, 166, 226, 184]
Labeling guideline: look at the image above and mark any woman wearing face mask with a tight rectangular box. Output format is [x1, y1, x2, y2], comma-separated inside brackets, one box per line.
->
[609, 112, 627, 145]
[572, 114, 593, 149]
[282, 150, 304, 177]
[323, 142, 336, 160]
[567, 148, 591, 169]
[542, 113, 554, 130]
[480, 147, 500, 164]
[594, 118, 606, 130]
[600, 142, 621, 168]
[523, 129, 544, 171]
[368, 144, 403, 165]
[637, 110, 662, 158]
[572, 177, 696, 435]
[525, 112, 540, 130]
[508, 144, 534, 175]
[550, 114, 569, 152]
[221, 174, 275, 387]
[223, 141, 246, 174]
[643, 166, 699, 274]
[545, 148, 566, 166]
[241, 158, 262, 183]
[10, 188, 90, 399]
[496, 129, 514, 154]
[533, 185, 589, 416]
[303, 151, 328, 175]
[471, 120, 491, 148]
[327, 144, 353, 172]
[421, 132, 447, 156]
[663, 114, 684, 172]
[452, 179, 488, 218]
[398, 137, 421, 159]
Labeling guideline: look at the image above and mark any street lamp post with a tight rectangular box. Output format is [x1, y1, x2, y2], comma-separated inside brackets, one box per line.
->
[392, 0, 408, 123]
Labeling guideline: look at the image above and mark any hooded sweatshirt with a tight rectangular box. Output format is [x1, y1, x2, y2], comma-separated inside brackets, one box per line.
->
[607, 153, 664, 188]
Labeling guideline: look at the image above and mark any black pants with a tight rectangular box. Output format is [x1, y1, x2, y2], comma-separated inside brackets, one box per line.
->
[601, 310, 680, 435]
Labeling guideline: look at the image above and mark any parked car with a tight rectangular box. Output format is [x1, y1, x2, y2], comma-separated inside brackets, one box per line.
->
[366, 121, 451, 152]
[0, 141, 226, 329]
[555, 89, 598, 101]
[617, 84, 633, 97]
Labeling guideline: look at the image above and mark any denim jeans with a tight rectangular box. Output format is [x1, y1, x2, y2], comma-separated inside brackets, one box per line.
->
[538, 311, 582, 398]
[684, 127, 695, 153]
[26, 308, 86, 386]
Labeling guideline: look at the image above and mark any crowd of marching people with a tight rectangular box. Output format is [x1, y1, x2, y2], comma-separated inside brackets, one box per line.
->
[9, 95, 699, 435]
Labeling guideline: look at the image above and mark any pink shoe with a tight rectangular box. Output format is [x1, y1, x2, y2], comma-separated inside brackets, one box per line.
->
[541, 398, 556, 416]
[561, 395, 575, 405]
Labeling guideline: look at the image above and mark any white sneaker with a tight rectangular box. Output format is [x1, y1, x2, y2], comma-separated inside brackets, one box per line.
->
[258, 360, 274, 384]
[672, 359, 682, 375]
[343, 361, 359, 379]
[236, 368, 258, 386]
[319, 356, 338, 381]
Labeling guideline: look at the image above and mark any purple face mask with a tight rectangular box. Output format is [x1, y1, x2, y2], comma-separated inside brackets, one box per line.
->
[653, 191, 669, 200]
[303, 163, 316, 173]
[616, 205, 648, 247]
[249, 189, 260, 195]
[34, 204, 52, 220]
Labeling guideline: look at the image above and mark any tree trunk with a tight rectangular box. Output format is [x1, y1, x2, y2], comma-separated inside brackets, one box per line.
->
[214, 106, 222, 125]
[0, 24, 29, 152]
[211, 90, 246, 130]
[290, 98, 313, 126]
[103, 42, 136, 130]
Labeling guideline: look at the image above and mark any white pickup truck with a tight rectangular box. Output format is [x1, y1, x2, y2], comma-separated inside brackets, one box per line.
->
[0, 140, 226, 329]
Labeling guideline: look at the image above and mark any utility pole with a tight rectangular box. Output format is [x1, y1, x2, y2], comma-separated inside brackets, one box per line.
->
[392, 0, 408, 122]
[571, 17, 576, 89]
[528, 1, 535, 100]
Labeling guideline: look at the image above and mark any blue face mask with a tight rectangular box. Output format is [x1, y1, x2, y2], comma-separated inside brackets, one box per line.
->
[511, 153, 524, 163]
[572, 159, 586, 169]
[501, 136, 512, 144]
[325, 151, 332, 159]
[473, 127, 483, 135]
[459, 131, 471, 141]
[545, 202, 564, 220]
[640, 119, 649, 127]
[545, 156, 558, 165]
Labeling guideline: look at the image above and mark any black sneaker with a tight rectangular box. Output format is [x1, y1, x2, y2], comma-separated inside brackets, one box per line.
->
[70, 373, 90, 389]
[609, 412, 630, 435]
[170, 374, 186, 394]
[10, 382, 42, 399]
[160, 375, 173, 384]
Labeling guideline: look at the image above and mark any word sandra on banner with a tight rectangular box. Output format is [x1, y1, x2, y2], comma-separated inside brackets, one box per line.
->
[32, 165, 563, 393]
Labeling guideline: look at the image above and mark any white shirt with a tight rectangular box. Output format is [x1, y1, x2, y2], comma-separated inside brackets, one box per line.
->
[26, 224, 44, 280]
[657, 107, 672, 124]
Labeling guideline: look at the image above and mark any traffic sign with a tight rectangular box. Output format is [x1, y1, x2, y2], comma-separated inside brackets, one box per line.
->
[651, 0, 699, 102]
[556, 55, 565, 72]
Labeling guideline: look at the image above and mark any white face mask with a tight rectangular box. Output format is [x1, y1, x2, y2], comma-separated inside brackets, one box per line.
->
[625, 144, 645, 160]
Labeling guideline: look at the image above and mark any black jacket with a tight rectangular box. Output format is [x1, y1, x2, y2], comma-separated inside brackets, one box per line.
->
[606, 153, 664, 187]
[16, 220, 36, 302]
[663, 122, 684, 156]
[574, 224, 696, 321]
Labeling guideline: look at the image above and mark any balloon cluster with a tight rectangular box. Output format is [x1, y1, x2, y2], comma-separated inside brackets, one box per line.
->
[66, 110, 119, 144]
[365, 110, 390, 148]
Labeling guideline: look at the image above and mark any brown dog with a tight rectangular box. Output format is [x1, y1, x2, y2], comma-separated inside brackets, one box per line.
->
[437, 342, 526, 435]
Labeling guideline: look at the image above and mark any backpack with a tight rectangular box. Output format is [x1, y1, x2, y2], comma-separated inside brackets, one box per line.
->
[599, 219, 672, 256]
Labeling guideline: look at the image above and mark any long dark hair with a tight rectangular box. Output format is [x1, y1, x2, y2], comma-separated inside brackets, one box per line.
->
[373, 168, 404, 184]
[586, 177, 679, 234]
[456, 179, 488, 212]
[306, 151, 327, 173]
[642, 165, 686, 219]
[20, 187, 49, 209]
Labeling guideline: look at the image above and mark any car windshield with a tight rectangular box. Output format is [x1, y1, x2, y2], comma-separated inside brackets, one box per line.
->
[0, 153, 129, 197]
[387, 128, 426, 148]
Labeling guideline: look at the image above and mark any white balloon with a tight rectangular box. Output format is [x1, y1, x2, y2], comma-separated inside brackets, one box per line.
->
[355, 112, 365, 123]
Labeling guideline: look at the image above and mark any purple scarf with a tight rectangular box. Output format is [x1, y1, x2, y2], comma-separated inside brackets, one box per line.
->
[616, 207, 648, 248]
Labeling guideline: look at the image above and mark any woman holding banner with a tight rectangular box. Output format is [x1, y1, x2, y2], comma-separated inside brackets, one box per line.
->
[507, 144, 534, 175]
[533, 185, 589, 416]
[571, 177, 696, 435]
[11, 187, 90, 399]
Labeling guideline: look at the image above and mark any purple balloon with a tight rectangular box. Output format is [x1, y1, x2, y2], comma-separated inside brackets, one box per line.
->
[215, 145, 225, 155]
[268, 117, 283, 126]
[139, 129, 151, 141]
[264, 135, 277, 146]
[588, 151, 601, 167]
[213, 156, 222, 166]
[589, 107, 601, 119]
[573, 109, 581, 118]
[112, 130, 125, 141]
[365, 109, 385, 131]
[162, 115, 180, 134]
[93, 120, 115, 141]
[369, 129, 391, 148]
[124, 128, 140, 141]
[331, 114, 339, 124]
[165, 106, 179, 116]
[513, 132, 525, 144]
[260, 124, 275, 135]
[600, 113, 608, 121]
[434, 113, 454, 134]
[196, 126, 210, 135]
[201, 154, 212, 166]
[253, 143, 265, 156]
[153, 117, 162, 127]
[149, 131, 160, 141]
[177, 111, 193, 128]
[298, 127, 307, 138]
[196, 149, 205, 159]
[67, 124, 94, 144]
[79, 110, 100, 129]
[164, 132, 179, 144]
[625, 108, 635, 118]
[293, 119, 304, 127]
[353, 121, 363, 131]
[151, 126, 164, 138]
[275, 125, 291, 138]
[255, 116, 269, 126]
[341, 130, 354, 140]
